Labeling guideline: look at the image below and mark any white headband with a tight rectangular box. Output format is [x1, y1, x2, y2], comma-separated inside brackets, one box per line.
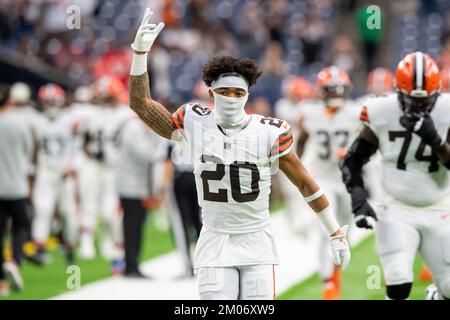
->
[211, 73, 249, 92]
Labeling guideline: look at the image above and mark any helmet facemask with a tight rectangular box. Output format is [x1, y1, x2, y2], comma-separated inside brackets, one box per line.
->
[397, 91, 439, 121]
[321, 84, 348, 109]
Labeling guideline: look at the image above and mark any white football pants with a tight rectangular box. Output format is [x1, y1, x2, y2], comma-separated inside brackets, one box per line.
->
[376, 199, 450, 299]
[32, 166, 78, 245]
[197, 265, 275, 300]
[78, 158, 123, 254]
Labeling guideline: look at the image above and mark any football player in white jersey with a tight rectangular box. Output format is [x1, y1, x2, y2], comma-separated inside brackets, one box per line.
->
[77, 77, 127, 263]
[297, 66, 361, 299]
[32, 84, 78, 265]
[128, 8, 351, 300]
[341, 52, 450, 300]
[274, 77, 316, 235]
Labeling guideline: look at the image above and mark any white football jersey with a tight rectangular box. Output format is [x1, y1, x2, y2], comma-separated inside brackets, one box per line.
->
[81, 105, 133, 167]
[274, 98, 302, 128]
[173, 103, 293, 234]
[36, 115, 74, 172]
[300, 100, 362, 183]
[362, 93, 450, 206]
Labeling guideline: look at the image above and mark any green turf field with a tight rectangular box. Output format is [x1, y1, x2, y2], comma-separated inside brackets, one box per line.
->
[278, 235, 431, 300]
[2, 211, 174, 300]
[1, 201, 284, 300]
[3, 203, 431, 300]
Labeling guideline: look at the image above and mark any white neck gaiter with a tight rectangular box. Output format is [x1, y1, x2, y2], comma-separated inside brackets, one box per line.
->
[210, 72, 250, 128]
[212, 91, 249, 128]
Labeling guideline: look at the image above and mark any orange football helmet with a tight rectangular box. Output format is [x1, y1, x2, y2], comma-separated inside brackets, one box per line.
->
[93, 75, 127, 104]
[38, 83, 65, 107]
[367, 67, 394, 94]
[440, 67, 450, 93]
[395, 51, 440, 116]
[283, 77, 314, 101]
[316, 66, 351, 108]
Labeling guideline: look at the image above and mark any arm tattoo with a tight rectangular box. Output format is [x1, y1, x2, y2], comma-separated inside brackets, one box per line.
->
[129, 72, 175, 139]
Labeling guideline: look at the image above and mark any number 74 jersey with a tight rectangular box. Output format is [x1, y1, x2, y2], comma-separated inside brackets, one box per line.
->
[172, 103, 293, 234]
[362, 93, 450, 206]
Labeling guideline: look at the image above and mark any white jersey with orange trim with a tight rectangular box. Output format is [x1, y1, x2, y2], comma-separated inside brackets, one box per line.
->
[173, 103, 293, 234]
[300, 100, 361, 183]
[172, 103, 293, 267]
[361, 93, 450, 206]
[35, 115, 74, 173]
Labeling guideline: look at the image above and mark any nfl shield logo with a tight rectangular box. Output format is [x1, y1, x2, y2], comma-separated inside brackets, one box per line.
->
[224, 142, 231, 150]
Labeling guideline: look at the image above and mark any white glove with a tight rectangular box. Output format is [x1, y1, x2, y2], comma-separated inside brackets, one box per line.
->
[329, 225, 351, 270]
[131, 8, 165, 53]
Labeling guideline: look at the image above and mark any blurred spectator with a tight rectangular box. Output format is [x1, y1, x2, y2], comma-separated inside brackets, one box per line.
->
[264, 0, 289, 43]
[330, 34, 360, 74]
[249, 96, 271, 117]
[297, 14, 329, 65]
[439, 32, 450, 68]
[236, 1, 269, 59]
[149, 44, 172, 99]
[254, 41, 287, 109]
[92, 41, 131, 86]
[0, 0, 372, 107]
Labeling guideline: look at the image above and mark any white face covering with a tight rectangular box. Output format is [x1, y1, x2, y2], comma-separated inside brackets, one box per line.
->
[212, 91, 249, 128]
[210, 73, 250, 128]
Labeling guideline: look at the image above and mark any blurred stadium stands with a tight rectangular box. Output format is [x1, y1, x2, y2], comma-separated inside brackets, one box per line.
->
[1, 0, 450, 110]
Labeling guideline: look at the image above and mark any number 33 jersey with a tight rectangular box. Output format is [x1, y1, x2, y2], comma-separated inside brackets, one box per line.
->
[300, 100, 361, 183]
[362, 93, 450, 206]
[172, 103, 293, 234]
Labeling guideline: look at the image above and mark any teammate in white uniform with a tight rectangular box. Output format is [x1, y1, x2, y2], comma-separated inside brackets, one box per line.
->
[32, 84, 78, 265]
[77, 77, 128, 262]
[341, 52, 450, 300]
[298, 66, 360, 300]
[274, 77, 316, 235]
[128, 8, 351, 300]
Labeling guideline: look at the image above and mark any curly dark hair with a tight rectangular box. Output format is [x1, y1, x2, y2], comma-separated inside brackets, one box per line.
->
[202, 56, 262, 87]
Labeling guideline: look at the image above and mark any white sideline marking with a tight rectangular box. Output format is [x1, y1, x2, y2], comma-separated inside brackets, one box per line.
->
[54, 211, 370, 300]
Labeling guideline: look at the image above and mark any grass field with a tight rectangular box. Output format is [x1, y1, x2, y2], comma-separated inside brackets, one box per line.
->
[2, 203, 432, 300]
[2, 211, 174, 300]
[278, 235, 431, 300]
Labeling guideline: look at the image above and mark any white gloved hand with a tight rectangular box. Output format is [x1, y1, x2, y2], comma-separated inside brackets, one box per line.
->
[131, 8, 165, 53]
[329, 225, 351, 270]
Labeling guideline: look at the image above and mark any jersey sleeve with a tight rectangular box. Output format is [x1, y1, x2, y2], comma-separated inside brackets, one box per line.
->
[171, 104, 188, 143]
[268, 120, 294, 160]
[171, 103, 212, 145]
[172, 105, 186, 131]
[359, 97, 380, 135]
[359, 105, 370, 123]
